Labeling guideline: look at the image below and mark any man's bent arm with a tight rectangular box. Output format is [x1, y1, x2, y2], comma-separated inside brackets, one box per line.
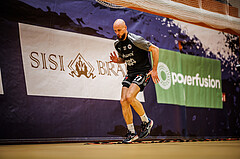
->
[149, 45, 159, 71]
[117, 57, 125, 64]
[148, 45, 160, 84]
[110, 51, 125, 64]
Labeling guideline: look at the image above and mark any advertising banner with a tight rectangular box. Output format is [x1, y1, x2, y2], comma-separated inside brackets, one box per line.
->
[0, 69, 3, 94]
[155, 48, 223, 108]
[19, 23, 145, 102]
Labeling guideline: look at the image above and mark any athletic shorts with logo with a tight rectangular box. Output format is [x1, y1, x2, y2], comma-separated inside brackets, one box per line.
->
[122, 73, 150, 92]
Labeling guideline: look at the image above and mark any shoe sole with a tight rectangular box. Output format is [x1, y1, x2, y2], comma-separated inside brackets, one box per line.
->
[122, 135, 139, 144]
[140, 119, 154, 138]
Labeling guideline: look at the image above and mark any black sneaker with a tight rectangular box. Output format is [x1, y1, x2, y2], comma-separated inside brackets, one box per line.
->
[139, 118, 153, 138]
[122, 131, 139, 144]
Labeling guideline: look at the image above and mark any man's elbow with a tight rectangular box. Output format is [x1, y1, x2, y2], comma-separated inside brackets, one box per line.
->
[150, 45, 159, 54]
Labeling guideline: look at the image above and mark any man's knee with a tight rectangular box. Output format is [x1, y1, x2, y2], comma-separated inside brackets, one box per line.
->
[126, 94, 134, 104]
[120, 95, 134, 105]
[120, 97, 128, 105]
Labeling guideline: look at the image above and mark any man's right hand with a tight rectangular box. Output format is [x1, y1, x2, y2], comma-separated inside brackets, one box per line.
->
[110, 51, 119, 63]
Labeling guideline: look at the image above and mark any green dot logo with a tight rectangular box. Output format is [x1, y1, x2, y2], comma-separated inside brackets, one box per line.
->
[157, 62, 171, 90]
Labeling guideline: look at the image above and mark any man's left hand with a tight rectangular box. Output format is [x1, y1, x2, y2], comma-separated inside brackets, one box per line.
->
[147, 69, 160, 84]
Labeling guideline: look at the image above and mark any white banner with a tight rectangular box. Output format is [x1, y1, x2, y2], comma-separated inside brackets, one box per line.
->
[0, 68, 3, 94]
[19, 23, 145, 102]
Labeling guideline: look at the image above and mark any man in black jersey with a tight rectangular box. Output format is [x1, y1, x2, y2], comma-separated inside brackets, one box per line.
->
[110, 19, 160, 143]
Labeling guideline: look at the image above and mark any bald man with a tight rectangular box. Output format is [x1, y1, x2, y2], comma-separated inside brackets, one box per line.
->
[110, 19, 160, 143]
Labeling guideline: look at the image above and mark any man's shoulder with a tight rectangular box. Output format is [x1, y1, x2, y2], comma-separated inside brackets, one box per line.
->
[114, 39, 120, 47]
[128, 32, 152, 51]
[114, 39, 122, 54]
[128, 32, 144, 42]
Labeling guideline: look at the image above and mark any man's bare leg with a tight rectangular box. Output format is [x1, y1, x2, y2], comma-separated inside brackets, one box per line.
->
[126, 83, 146, 117]
[125, 83, 153, 138]
[120, 87, 133, 125]
[120, 87, 139, 143]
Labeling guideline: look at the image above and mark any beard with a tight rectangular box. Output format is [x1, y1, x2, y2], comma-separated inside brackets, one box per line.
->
[117, 33, 126, 41]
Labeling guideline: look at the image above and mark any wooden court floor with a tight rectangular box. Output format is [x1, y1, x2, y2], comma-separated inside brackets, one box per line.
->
[0, 140, 239, 159]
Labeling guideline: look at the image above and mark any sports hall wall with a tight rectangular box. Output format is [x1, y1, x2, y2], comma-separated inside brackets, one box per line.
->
[0, 0, 239, 141]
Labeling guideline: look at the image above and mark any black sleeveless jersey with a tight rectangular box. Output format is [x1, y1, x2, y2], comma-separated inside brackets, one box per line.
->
[114, 32, 152, 74]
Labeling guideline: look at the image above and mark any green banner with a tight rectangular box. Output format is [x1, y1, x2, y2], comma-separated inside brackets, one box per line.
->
[152, 48, 223, 109]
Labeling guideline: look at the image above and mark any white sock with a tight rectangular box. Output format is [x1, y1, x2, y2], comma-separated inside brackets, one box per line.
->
[127, 123, 135, 134]
[140, 113, 149, 123]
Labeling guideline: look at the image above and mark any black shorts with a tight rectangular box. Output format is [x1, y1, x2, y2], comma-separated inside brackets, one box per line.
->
[122, 73, 150, 92]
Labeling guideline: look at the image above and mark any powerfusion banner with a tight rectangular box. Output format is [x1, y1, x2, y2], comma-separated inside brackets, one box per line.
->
[154, 49, 222, 108]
